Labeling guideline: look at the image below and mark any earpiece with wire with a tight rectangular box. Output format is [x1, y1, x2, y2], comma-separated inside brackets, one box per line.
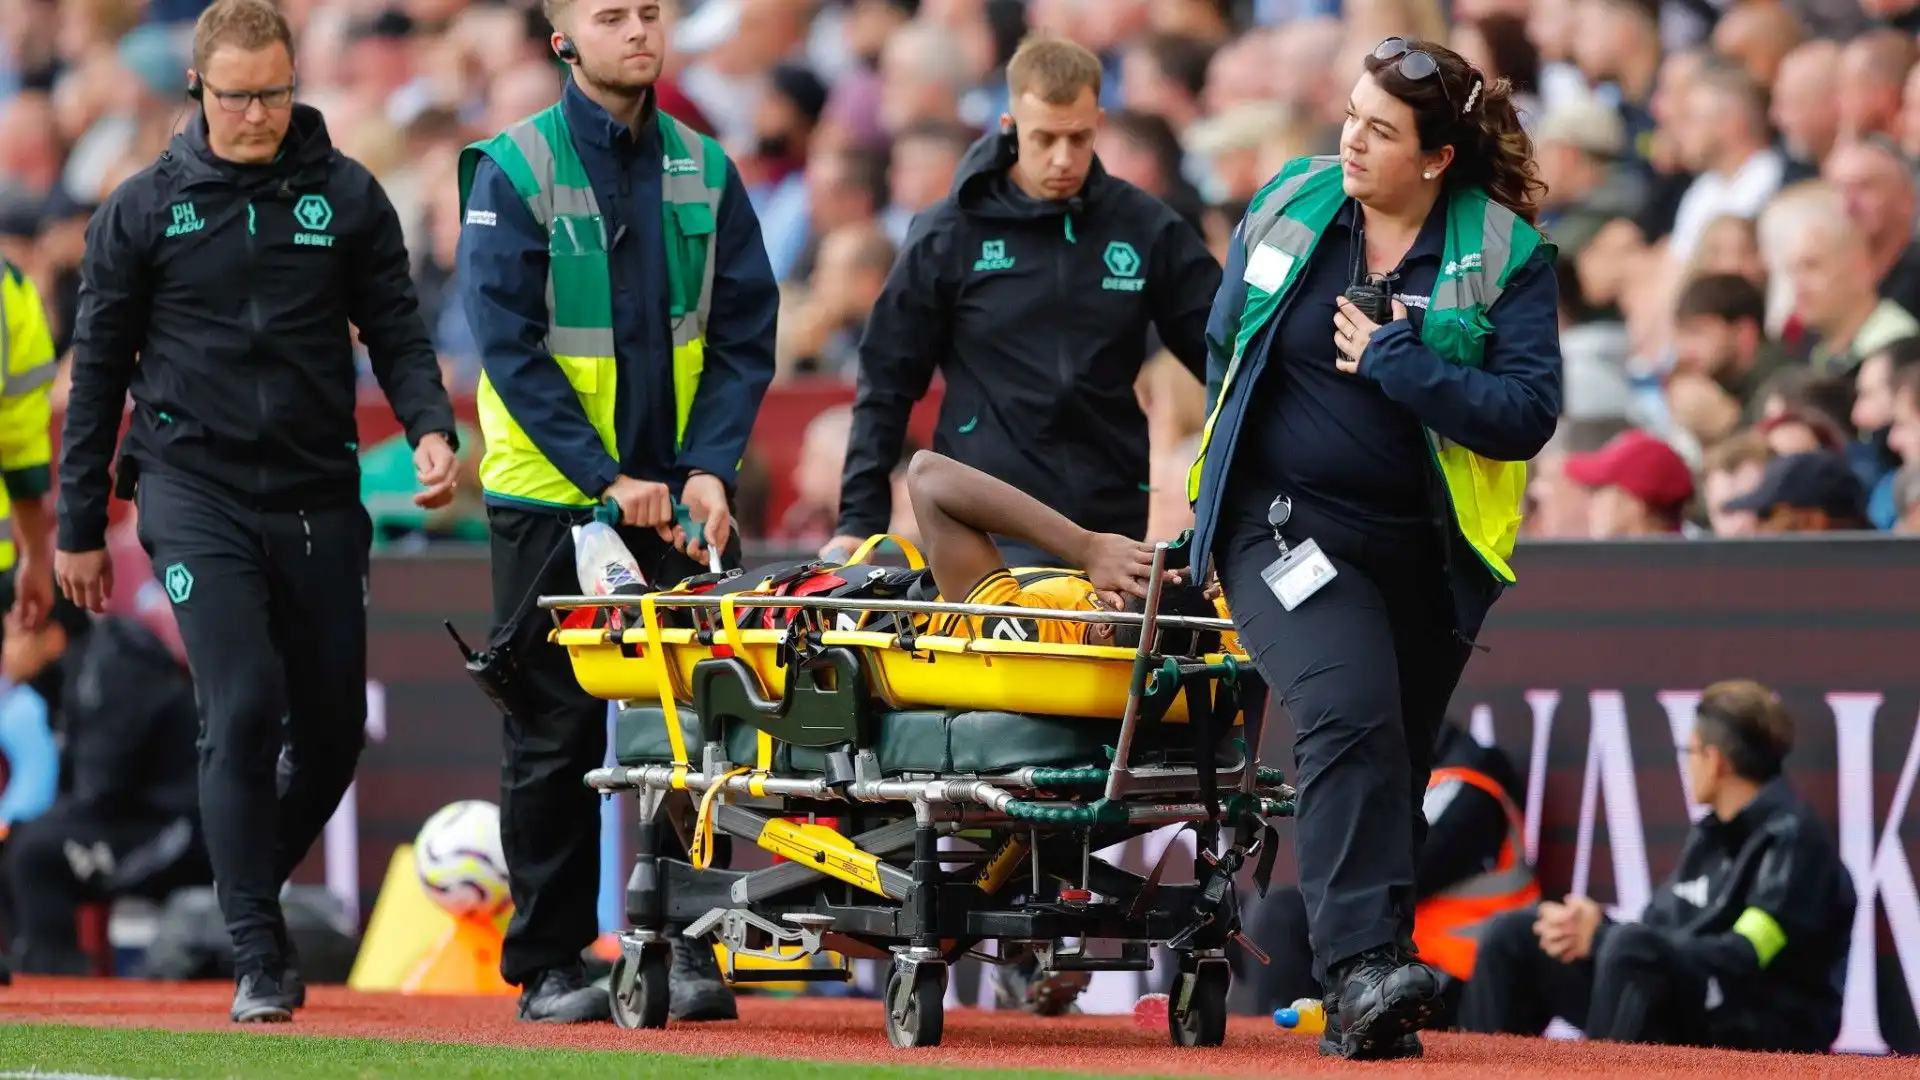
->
[555, 36, 579, 63]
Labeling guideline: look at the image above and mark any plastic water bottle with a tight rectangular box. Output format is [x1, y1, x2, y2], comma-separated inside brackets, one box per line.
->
[573, 521, 646, 630]
[1274, 997, 1326, 1035]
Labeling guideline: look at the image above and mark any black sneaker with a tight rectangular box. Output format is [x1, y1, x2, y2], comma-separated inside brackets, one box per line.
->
[230, 970, 296, 1023]
[993, 955, 1091, 1017]
[517, 963, 613, 1024]
[669, 936, 737, 1021]
[1317, 948, 1443, 1060]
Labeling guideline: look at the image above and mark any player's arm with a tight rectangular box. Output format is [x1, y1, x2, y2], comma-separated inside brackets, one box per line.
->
[906, 450, 1149, 603]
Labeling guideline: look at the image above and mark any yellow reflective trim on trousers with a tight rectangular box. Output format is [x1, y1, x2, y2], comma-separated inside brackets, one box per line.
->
[1733, 906, 1787, 969]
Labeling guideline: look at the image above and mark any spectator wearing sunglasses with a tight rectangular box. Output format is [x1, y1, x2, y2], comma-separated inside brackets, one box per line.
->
[1189, 36, 1560, 1062]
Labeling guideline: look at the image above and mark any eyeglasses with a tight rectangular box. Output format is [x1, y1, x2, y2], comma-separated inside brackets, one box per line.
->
[1372, 38, 1456, 118]
[202, 80, 296, 113]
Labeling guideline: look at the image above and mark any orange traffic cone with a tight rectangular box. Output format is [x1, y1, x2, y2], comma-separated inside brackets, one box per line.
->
[399, 913, 519, 996]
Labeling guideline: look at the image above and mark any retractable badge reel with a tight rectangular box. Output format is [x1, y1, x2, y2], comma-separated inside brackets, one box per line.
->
[1260, 494, 1338, 611]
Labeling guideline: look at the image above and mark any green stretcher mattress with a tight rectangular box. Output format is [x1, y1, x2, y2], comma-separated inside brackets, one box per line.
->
[615, 706, 1116, 775]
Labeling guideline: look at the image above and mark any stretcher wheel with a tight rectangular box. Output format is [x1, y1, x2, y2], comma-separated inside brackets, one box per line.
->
[884, 963, 947, 1048]
[1168, 956, 1230, 1048]
[610, 942, 670, 1030]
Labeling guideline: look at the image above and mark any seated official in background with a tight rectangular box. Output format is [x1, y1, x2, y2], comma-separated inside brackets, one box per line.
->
[1237, 718, 1537, 1024]
[1457, 680, 1856, 1052]
[904, 451, 1217, 652]
[2, 597, 207, 976]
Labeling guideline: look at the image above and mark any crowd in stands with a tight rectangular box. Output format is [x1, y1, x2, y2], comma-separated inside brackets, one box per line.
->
[4, 0, 1920, 547]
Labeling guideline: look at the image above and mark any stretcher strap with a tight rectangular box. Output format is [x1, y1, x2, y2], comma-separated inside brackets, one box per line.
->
[846, 532, 924, 569]
[1182, 672, 1221, 848]
[690, 767, 751, 870]
[718, 587, 781, 777]
[640, 594, 691, 782]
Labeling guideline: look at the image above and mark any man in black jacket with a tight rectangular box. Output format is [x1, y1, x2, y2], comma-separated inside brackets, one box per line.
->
[822, 35, 1220, 571]
[2, 598, 206, 977]
[1458, 679, 1857, 1052]
[51, 0, 456, 1023]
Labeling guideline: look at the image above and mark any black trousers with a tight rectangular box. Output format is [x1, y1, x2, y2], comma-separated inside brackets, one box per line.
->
[136, 470, 371, 973]
[4, 801, 210, 974]
[1215, 497, 1471, 984]
[487, 507, 738, 988]
[1457, 905, 1717, 1045]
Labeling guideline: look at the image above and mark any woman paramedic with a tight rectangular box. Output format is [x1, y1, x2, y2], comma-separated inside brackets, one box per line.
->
[1185, 39, 1562, 1061]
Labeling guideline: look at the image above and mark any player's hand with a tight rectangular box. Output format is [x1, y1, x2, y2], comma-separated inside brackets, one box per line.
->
[820, 534, 866, 563]
[1079, 531, 1156, 600]
[680, 472, 731, 564]
[10, 553, 52, 630]
[54, 549, 114, 614]
[603, 475, 677, 542]
[412, 431, 458, 509]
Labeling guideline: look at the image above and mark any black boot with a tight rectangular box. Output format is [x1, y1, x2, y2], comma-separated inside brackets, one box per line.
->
[1318, 947, 1443, 1060]
[517, 962, 613, 1024]
[230, 969, 297, 1023]
[669, 935, 737, 1021]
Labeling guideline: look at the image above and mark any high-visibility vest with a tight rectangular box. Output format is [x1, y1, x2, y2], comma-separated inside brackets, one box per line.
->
[0, 261, 56, 573]
[1412, 765, 1541, 980]
[456, 102, 725, 509]
[1186, 156, 1552, 584]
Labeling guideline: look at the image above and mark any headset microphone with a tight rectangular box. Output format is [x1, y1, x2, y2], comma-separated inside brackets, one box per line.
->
[186, 71, 203, 100]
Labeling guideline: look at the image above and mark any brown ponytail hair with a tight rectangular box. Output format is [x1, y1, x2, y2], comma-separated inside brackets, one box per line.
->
[1361, 38, 1546, 225]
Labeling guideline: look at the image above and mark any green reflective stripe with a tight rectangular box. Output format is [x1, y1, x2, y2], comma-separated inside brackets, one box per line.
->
[1733, 906, 1787, 968]
[548, 326, 616, 358]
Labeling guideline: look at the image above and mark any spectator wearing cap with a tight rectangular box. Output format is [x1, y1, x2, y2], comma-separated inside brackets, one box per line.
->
[1781, 195, 1920, 375]
[1770, 40, 1839, 183]
[1724, 451, 1871, 532]
[1666, 63, 1785, 268]
[1821, 138, 1920, 320]
[1564, 429, 1698, 538]
[1533, 93, 1647, 260]
[1698, 430, 1774, 536]
[746, 62, 829, 284]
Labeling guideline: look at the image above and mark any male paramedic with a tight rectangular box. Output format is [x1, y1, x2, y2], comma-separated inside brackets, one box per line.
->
[824, 35, 1220, 575]
[0, 254, 57, 633]
[456, 0, 778, 1025]
[1457, 679, 1857, 1051]
[54, 0, 458, 1025]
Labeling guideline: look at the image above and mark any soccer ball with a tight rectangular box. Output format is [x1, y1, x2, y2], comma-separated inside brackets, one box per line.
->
[413, 800, 511, 920]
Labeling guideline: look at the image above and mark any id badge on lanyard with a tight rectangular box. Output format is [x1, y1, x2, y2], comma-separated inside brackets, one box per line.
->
[1259, 494, 1337, 611]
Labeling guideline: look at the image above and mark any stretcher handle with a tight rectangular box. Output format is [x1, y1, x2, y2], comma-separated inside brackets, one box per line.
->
[597, 499, 721, 573]
[842, 532, 925, 569]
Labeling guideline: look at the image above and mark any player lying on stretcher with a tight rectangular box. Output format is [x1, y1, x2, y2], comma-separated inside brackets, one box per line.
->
[903, 450, 1226, 651]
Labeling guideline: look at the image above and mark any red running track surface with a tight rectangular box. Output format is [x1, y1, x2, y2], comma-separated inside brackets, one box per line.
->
[0, 978, 1905, 1078]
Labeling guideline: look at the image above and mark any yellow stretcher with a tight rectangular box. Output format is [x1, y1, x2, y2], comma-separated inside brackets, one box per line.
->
[542, 538, 1295, 1051]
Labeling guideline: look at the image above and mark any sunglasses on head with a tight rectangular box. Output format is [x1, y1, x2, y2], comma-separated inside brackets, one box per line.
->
[1372, 37, 1457, 117]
